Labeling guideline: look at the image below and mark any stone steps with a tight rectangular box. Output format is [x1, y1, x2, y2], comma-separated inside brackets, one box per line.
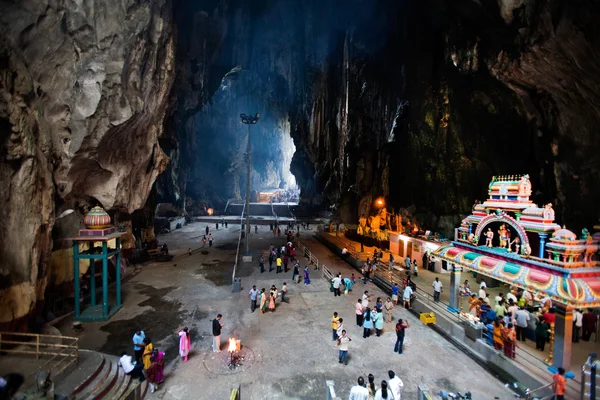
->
[54, 350, 147, 400]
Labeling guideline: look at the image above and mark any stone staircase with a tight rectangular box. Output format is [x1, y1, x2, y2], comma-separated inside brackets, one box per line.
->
[54, 350, 149, 400]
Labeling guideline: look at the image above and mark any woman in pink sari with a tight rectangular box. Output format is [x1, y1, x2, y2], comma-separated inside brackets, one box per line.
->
[155, 350, 165, 383]
[178, 327, 191, 362]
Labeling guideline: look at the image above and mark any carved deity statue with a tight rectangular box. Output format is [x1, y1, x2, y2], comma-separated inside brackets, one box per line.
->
[509, 236, 520, 254]
[581, 227, 590, 240]
[485, 228, 494, 248]
[498, 224, 509, 249]
[518, 174, 532, 197]
[542, 203, 555, 221]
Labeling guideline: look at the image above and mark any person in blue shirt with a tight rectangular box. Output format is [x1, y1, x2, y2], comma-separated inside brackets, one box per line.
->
[391, 282, 399, 305]
[132, 329, 146, 363]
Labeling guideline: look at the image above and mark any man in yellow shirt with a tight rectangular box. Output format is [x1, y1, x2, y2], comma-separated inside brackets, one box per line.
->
[276, 256, 283, 273]
[332, 312, 340, 341]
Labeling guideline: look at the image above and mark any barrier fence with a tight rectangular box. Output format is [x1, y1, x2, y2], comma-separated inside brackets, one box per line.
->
[231, 203, 246, 288]
[0, 331, 79, 391]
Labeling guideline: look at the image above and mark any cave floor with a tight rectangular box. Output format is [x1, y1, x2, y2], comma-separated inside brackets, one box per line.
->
[56, 222, 516, 399]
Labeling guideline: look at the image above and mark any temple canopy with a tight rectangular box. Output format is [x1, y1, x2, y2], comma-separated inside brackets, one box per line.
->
[434, 244, 600, 308]
[437, 174, 600, 308]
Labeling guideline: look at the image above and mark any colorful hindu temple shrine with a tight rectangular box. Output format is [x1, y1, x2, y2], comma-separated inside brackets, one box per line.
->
[433, 174, 600, 369]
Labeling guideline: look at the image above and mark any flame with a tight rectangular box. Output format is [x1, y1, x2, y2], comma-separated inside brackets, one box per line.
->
[228, 338, 237, 353]
[207, 208, 214, 216]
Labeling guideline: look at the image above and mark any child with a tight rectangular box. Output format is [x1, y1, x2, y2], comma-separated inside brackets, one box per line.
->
[332, 312, 340, 341]
[178, 327, 191, 362]
[281, 282, 288, 302]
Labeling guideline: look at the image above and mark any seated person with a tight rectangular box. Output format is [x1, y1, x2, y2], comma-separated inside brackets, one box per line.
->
[161, 243, 169, 255]
[119, 352, 146, 382]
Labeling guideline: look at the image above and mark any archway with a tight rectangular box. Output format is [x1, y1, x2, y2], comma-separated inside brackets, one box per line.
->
[474, 212, 530, 254]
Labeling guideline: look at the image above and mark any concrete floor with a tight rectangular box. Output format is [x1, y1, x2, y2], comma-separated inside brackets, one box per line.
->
[324, 232, 599, 380]
[57, 222, 517, 399]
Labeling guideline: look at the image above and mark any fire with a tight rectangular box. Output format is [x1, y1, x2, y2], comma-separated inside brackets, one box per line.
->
[207, 208, 214, 216]
[228, 338, 237, 353]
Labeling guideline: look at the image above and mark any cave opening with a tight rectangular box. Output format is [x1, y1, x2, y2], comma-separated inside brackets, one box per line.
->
[184, 67, 300, 213]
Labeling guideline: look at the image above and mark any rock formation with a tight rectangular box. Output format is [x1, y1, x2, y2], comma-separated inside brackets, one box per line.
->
[0, 0, 175, 328]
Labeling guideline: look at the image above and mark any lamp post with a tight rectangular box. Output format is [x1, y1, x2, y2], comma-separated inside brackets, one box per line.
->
[240, 113, 260, 257]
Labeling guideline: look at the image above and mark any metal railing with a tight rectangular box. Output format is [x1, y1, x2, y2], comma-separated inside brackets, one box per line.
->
[581, 353, 598, 399]
[524, 383, 556, 400]
[297, 241, 319, 271]
[232, 203, 246, 285]
[0, 332, 79, 389]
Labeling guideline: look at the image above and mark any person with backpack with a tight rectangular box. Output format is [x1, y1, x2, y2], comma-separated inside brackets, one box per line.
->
[394, 319, 410, 354]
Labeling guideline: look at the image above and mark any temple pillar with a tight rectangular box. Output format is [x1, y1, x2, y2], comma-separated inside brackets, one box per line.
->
[102, 241, 109, 317]
[116, 238, 121, 307]
[448, 264, 461, 312]
[468, 223, 473, 234]
[538, 234, 548, 258]
[552, 305, 573, 369]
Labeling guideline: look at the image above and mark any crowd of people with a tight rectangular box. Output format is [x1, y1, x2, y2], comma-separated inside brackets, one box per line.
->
[349, 371, 404, 400]
[118, 329, 165, 393]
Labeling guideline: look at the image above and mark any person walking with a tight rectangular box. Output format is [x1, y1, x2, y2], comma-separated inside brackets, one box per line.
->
[276, 256, 282, 273]
[388, 371, 404, 400]
[367, 374, 377, 399]
[332, 312, 340, 341]
[332, 274, 342, 297]
[362, 308, 373, 338]
[374, 380, 392, 400]
[255, 225, 258, 234]
[384, 297, 394, 323]
[391, 282, 399, 305]
[572, 309, 583, 343]
[412, 260, 418, 277]
[514, 306, 530, 341]
[281, 282, 288, 302]
[336, 330, 351, 366]
[132, 329, 146, 364]
[393, 319, 409, 354]
[403, 284, 413, 310]
[356, 299, 364, 327]
[349, 376, 369, 400]
[178, 327, 191, 361]
[404, 256, 411, 271]
[432, 277, 442, 302]
[249, 285, 258, 312]
[202, 235, 207, 247]
[259, 256, 265, 273]
[336, 318, 344, 339]
[259, 288, 268, 314]
[535, 316, 550, 351]
[205, 225, 209, 235]
[283, 254, 289, 273]
[269, 286, 277, 311]
[292, 262, 300, 283]
[208, 233, 213, 247]
[373, 308, 384, 337]
[212, 314, 224, 352]
[268, 251, 274, 272]
[303, 266, 311, 285]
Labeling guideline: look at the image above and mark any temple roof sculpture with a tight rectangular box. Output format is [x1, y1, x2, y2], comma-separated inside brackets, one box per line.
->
[435, 174, 600, 308]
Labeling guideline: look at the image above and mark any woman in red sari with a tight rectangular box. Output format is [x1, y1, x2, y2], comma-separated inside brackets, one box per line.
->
[502, 322, 517, 359]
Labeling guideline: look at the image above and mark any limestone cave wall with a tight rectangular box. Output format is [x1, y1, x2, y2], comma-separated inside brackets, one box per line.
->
[0, 0, 175, 328]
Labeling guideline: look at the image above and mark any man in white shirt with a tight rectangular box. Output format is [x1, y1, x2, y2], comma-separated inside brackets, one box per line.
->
[388, 370, 404, 400]
[432, 278, 442, 302]
[362, 291, 370, 308]
[332, 274, 342, 297]
[522, 290, 534, 307]
[336, 330, 351, 365]
[349, 376, 369, 400]
[573, 309, 583, 342]
[480, 280, 487, 289]
[478, 286, 486, 300]
[403, 285, 413, 310]
[506, 290, 517, 304]
[119, 352, 145, 381]
[514, 307, 530, 341]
